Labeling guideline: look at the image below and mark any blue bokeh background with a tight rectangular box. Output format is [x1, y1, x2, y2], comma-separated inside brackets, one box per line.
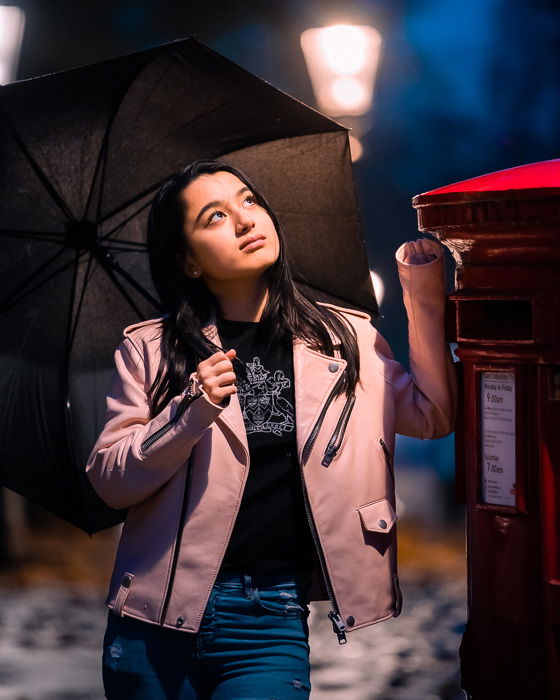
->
[10, 0, 560, 520]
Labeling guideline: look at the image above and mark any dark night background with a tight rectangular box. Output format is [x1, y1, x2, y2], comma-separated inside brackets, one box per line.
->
[12, 0, 560, 358]
[14, 0, 559, 490]
[5, 0, 560, 496]
[0, 3, 558, 696]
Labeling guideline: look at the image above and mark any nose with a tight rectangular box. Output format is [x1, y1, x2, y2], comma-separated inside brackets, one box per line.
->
[235, 208, 255, 234]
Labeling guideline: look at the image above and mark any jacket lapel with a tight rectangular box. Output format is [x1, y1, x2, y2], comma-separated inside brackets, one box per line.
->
[202, 316, 347, 464]
[293, 338, 347, 463]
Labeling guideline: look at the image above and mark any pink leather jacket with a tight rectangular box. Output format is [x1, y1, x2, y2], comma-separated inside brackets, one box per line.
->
[86, 240, 457, 643]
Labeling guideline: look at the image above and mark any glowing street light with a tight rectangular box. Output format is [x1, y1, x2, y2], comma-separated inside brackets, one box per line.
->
[300, 24, 382, 117]
[0, 6, 25, 84]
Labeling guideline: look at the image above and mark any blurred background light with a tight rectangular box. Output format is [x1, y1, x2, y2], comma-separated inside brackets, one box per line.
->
[348, 133, 363, 161]
[0, 5, 25, 84]
[331, 76, 366, 111]
[370, 269, 384, 305]
[300, 24, 382, 116]
[320, 24, 369, 74]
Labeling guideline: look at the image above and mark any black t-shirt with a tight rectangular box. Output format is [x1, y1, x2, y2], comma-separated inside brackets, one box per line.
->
[217, 318, 315, 575]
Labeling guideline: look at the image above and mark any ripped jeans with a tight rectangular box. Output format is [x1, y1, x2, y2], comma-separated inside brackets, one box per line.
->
[102, 571, 312, 699]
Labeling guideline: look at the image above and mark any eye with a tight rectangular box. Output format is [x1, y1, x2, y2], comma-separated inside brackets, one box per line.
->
[243, 193, 256, 207]
[207, 210, 225, 225]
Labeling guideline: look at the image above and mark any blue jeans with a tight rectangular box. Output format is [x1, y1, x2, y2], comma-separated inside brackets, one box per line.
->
[102, 571, 312, 699]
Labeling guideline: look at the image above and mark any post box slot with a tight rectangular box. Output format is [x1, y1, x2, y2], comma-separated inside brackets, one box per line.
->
[457, 299, 533, 341]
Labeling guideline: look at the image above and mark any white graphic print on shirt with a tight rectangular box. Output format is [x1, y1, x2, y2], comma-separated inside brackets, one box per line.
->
[237, 357, 294, 436]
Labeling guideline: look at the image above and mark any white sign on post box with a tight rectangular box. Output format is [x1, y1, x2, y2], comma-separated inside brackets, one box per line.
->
[480, 371, 516, 507]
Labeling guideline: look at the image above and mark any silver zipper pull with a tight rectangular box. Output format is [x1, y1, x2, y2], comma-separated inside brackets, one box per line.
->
[328, 610, 348, 644]
[188, 375, 196, 396]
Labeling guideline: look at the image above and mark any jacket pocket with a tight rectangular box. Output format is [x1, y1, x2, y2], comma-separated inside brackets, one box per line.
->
[357, 497, 397, 533]
[112, 572, 134, 617]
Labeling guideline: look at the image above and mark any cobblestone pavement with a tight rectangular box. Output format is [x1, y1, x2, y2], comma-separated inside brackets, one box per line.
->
[0, 574, 466, 700]
[308, 576, 467, 700]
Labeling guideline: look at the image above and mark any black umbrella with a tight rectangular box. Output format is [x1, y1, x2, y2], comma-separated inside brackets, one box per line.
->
[0, 37, 377, 533]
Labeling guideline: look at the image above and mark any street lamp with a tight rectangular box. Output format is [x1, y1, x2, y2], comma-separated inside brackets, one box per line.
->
[300, 24, 381, 116]
[301, 23, 383, 307]
[300, 23, 382, 161]
[0, 5, 25, 84]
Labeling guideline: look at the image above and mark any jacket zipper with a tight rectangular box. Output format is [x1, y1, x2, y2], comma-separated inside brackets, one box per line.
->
[159, 456, 194, 625]
[321, 394, 356, 467]
[300, 371, 349, 643]
[379, 436, 391, 464]
[380, 438, 401, 617]
[379, 436, 395, 486]
[140, 381, 202, 625]
[301, 373, 345, 464]
[140, 381, 203, 454]
[155, 382, 250, 627]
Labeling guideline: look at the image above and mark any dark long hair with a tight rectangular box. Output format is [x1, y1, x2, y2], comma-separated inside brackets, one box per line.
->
[146, 159, 360, 418]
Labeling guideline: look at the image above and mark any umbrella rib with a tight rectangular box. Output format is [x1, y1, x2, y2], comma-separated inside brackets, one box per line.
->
[61, 251, 81, 475]
[96, 91, 315, 225]
[74, 240, 161, 312]
[62, 241, 161, 349]
[91, 51, 213, 226]
[0, 229, 65, 242]
[104, 242, 147, 252]
[136, 98, 240, 151]
[0, 251, 79, 314]
[65, 247, 80, 361]
[89, 121, 111, 224]
[99, 181, 162, 226]
[100, 249, 162, 311]
[86, 55, 164, 224]
[1, 111, 76, 223]
[67, 250, 96, 352]
[99, 259, 156, 319]
[123, 55, 180, 144]
[99, 197, 153, 242]
[83, 54, 142, 223]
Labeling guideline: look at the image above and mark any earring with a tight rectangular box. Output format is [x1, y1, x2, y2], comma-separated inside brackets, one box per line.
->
[192, 269, 200, 278]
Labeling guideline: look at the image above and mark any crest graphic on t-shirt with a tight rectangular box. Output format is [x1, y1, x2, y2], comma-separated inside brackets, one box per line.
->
[237, 357, 294, 436]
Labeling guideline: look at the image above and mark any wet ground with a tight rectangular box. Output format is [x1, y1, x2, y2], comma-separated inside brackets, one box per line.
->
[309, 576, 467, 700]
[0, 574, 466, 699]
[0, 514, 467, 699]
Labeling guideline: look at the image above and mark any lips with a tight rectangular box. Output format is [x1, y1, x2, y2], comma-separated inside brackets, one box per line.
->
[239, 234, 266, 251]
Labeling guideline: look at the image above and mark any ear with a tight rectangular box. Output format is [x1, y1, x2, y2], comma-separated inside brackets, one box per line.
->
[182, 252, 202, 279]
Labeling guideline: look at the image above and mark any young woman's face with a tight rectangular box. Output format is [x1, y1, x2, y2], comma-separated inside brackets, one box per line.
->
[180, 171, 280, 285]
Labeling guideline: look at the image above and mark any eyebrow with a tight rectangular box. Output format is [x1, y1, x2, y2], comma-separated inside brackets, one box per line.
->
[194, 186, 251, 225]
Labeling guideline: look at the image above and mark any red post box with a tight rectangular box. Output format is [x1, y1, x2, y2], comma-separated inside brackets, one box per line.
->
[413, 160, 560, 700]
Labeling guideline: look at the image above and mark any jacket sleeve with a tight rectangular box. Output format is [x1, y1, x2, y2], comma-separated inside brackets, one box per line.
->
[85, 335, 223, 509]
[377, 239, 458, 439]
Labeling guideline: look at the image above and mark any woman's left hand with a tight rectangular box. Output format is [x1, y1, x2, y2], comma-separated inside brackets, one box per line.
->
[401, 238, 439, 265]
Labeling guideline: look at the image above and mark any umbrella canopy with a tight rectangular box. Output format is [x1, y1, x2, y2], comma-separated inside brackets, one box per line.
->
[0, 37, 377, 533]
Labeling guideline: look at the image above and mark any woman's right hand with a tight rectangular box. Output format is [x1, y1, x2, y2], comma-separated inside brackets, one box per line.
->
[400, 238, 440, 265]
[196, 349, 238, 405]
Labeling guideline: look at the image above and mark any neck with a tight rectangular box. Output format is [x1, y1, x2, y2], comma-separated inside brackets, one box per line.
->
[208, 278, 269, 322]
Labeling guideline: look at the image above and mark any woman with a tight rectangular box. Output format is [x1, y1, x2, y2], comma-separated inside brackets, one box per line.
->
[86, 159, 457, 699]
